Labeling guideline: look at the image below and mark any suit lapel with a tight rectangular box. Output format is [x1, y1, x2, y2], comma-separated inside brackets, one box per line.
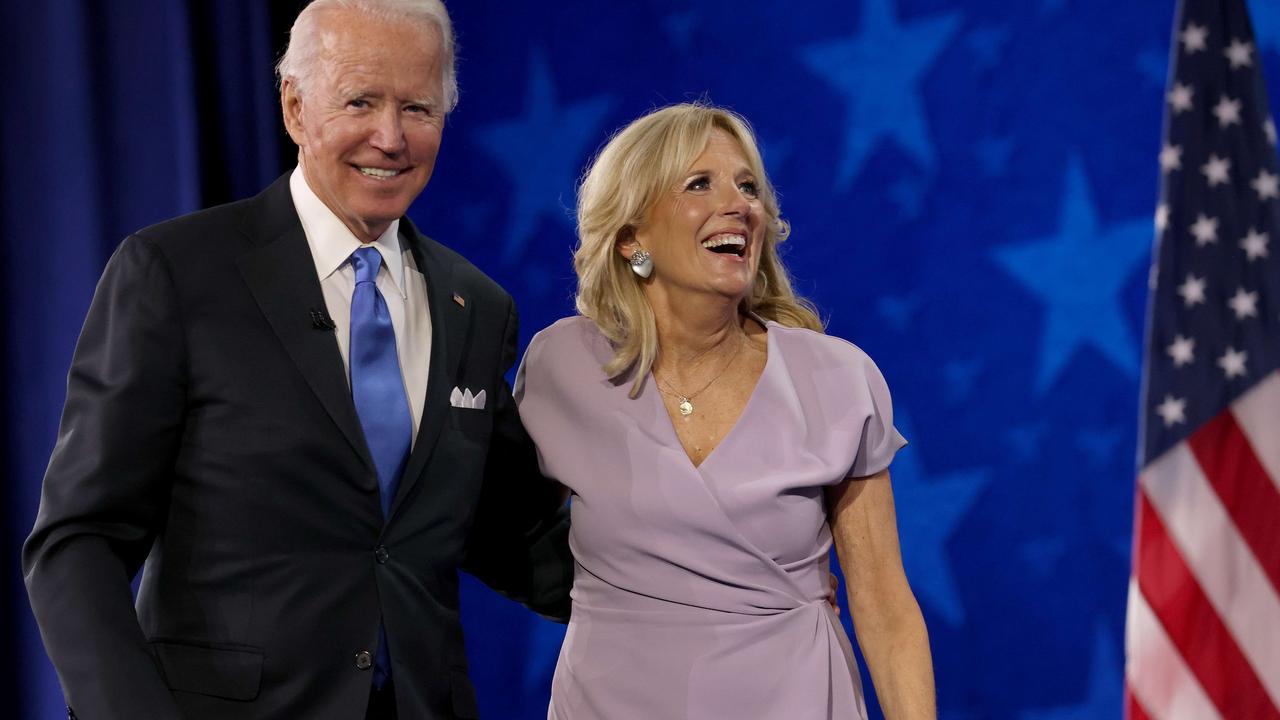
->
[389, 223, 473, 519]
[235, 176, 376, 479]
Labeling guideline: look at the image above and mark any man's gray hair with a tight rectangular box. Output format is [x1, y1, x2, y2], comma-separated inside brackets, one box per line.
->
[276, 0, 459, 113]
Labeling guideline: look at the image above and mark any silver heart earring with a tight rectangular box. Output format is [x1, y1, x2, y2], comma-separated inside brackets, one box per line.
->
[629, 248, 653, 278]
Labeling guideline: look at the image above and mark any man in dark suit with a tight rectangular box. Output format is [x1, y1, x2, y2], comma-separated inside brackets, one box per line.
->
[22, 1, 570, 718]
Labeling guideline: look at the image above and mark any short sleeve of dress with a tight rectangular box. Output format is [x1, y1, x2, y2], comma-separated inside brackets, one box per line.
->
[847, 354, 907, 479]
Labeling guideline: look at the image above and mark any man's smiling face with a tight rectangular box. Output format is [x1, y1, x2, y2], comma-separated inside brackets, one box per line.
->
[283, 8, 446, 242]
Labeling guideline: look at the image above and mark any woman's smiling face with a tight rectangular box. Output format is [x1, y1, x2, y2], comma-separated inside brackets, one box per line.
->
[630, 128, 766, 304]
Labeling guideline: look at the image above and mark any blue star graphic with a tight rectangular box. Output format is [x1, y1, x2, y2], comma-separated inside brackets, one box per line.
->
[1254, 1, 1280, 54]
[801, 0, 961, 188]
[473, 51, 616, 263]
[1019, 536, 1068, 577]
[1006, 422, 1048, 463]
[1076, 427, 1123, 467]
[759, 136, 794, 174]
[965, 24, 1010, 69]
[891, 413, 989, 626]
[663, 9, 699, 51]
[1019, 621, 1122, 720]
[942, 357, 984, 404]
[1135, 47, 1168, 87]
[876, 292, 924, 331]
[889, 176, 927, 219]
[976, 135, 1016, 177]
[993, 156, 1151, 393]
[457, 202, 493, 237]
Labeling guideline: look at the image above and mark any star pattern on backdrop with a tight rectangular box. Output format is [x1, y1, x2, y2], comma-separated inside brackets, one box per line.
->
[976, 135, 1016, 176]
[876, 292, 925, 331]
[758, 136, 794, 174]
[943, 358, 984, 403]
[663, 9, 699, 51]
[965, 24, 1010, 70]
[1020, 536, 1069, 578]
[1076, 427, 1123, 466]
[1253, 1, 1279, 54]
[890, 413, 989, 626]
[473, 51, 616, 262]
[1137, 47, 1169, 87]
[801, 0, 961, 189]
[1019, 622, 1122, 720]
[993, 156, 1152, 392]
[1006, 423, 1049, 463]
[889, 176, 927, 218]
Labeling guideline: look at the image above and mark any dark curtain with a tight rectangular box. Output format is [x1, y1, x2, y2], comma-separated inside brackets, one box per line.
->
[0, 2, 287, 715]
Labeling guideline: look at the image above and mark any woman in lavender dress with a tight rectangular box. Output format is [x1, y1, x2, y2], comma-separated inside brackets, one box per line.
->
[515, 103, 935, 719]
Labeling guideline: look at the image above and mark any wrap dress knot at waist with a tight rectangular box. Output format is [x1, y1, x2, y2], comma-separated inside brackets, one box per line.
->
[554, 575, 866, 719]
[569, 564, 842, 628]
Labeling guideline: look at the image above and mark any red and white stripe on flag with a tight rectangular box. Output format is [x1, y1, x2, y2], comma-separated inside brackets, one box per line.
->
[1126, 371, 1280, 719]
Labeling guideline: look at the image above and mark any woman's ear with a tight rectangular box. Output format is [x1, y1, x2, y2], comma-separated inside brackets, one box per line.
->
[615, 226, 638, 261]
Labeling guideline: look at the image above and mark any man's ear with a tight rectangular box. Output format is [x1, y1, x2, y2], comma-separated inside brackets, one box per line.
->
[281, 78, 306, 147]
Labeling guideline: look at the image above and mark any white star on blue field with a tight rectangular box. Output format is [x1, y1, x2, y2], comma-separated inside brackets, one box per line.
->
[801, 0, 961, 189]
[993, 157, 1151, 393]
[472, 51, 615, 263]
[889, 414, 989, 626]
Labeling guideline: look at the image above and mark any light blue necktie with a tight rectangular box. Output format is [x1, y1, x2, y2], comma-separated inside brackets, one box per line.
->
[349, 245, 412, 688]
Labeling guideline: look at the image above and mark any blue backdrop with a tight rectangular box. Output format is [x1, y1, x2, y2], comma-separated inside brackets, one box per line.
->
[5, 1, 1280, 718]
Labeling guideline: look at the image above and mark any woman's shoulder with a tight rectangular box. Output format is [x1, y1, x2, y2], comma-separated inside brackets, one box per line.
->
[529, 315, 604, 350]
[767, 322, 880, 374]
[525, 315, 612, 371]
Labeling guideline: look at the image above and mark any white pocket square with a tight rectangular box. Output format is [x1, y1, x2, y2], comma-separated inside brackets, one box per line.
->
[449, 387, 486, 410]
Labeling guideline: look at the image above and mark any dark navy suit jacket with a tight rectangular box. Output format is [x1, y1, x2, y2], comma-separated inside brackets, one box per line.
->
[23, 174, 571, 719]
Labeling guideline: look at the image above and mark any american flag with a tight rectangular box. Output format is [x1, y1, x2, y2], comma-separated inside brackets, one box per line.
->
[1125, 0, 1280, 718]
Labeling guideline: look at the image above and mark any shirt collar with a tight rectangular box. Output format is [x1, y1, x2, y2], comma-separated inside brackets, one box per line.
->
[289, 166, 406, 298]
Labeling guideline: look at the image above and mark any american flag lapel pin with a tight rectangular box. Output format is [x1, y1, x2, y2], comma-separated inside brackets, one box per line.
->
[452, 292, 466, 308]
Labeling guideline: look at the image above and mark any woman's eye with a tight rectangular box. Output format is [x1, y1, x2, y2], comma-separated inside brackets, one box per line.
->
[739, 181, 759, 198]
[685, 176, 710, 191]
[348, 99, 368, 109]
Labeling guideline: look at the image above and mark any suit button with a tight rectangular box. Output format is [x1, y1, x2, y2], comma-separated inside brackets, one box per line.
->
[374, 546, 390, 564]
[355, 651, 373, 670]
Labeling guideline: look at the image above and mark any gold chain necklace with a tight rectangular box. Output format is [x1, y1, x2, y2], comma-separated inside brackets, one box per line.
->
[655, 334, 745, 417]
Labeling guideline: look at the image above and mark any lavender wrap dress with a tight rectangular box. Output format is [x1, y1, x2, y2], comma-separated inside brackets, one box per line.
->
[514, 316, 906, 719]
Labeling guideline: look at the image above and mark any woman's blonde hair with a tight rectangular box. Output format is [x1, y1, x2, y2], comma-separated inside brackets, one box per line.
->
[574, 102, 823, 396]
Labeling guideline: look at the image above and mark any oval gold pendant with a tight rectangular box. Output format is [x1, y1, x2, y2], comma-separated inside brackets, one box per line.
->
[679, 400, 693, 416]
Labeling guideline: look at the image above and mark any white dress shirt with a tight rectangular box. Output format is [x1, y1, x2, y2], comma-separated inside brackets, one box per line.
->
[289, 167, 432, 446]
